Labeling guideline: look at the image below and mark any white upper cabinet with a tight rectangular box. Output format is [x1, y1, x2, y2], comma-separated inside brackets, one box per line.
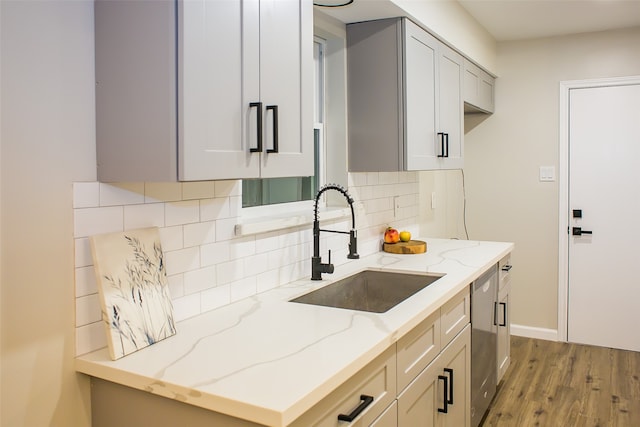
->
[463, 59, 495, 114]
[95, 0, 313, 182]
[347, 18, 463, 172]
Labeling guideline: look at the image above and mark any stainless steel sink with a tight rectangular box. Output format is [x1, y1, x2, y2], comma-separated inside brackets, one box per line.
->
[290, 269, 444, 313]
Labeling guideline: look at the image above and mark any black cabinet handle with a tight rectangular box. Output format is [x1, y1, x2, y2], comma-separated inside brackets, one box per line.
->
[444, 368, 454, 405]
[572, 227, 593, 236]
[438, 375, 449, 413]
[499, 302, 507, 327]
[337, 394, 374, 422]
[249, 102, 263, 153]
[266, 105, 279, 153]
[437, 132, 445, 158]
[501, 264, 513, 272]
[444, 133, 449, 157]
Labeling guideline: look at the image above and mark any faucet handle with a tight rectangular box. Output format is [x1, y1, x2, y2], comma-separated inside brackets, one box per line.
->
[327, 249, 332, 264]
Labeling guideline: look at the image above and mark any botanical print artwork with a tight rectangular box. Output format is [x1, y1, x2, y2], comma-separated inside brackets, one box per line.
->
[90, 227, 176, 360]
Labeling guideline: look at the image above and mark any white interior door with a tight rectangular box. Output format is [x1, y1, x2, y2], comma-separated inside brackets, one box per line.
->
[568, 82, 640, 351]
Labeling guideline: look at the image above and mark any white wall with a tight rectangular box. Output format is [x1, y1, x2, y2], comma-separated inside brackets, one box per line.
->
[1, 1, 96, 425]
[464, 27, 640, 334]
[392, 0, 498, 73]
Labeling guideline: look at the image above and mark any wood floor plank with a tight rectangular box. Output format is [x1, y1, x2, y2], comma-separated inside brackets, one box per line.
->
[481, 336, 640, 426]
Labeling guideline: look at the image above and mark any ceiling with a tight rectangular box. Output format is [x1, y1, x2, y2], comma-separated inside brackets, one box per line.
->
[458, 0, 640, 41]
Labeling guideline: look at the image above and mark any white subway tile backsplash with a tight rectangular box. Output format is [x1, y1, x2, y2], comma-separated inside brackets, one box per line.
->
[99, 182, 145, 206]
[184, 266, 216, 294]
[182, 181, 216, 200]
[243, 253, 269, 276]
[164, 246, 200, 276]
[74, 206, 123, 238]
[214, 180, 241, 198]
[124, 203, 165, 230]
[201, 284, 230, 312]
[73, 172, 420, 355]
[172, 293, 201, 322]
[76, 322, 107, 356]
[165, 200, 200, 226]
[159, 225, 184, 251]
[74, 237, 93, 267]
[228, 236, 256, 260]
[184, 221, 216, 247]
[256, 269, 280, 293]
[230, 277, 257, 302]
[73, 182, 100, 208]
[200, 197, 230, 221]
[215, 217, 238, 241]
[144, 182, 182, 203]
[167, 274, 185, 299]
[216, 258, 245, 285]
[75, 265, 97, 297]
[201, 241, 230, 266]
[76, 293, 102, 326]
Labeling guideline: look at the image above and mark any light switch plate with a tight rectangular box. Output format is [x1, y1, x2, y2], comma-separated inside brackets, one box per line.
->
[539, 166, 556, 182]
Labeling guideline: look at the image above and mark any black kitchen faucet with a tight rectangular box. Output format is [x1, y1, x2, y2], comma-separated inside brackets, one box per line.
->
[311, 184, 359, 280]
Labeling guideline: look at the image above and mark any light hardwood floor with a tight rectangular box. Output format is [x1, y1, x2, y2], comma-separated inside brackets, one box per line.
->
[481, 336, 640, 426]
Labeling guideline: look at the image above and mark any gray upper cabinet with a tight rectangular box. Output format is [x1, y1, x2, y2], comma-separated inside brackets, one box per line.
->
[347, 18, 464, 172]
[463, 59, 495, 114]
[95, 0, 313, 182]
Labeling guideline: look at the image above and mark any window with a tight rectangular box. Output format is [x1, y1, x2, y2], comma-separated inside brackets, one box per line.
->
[242, 39, 326, 209]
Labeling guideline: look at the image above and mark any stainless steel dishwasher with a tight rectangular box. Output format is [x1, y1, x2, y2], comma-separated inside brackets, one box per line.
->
[471, 264, 498, 427]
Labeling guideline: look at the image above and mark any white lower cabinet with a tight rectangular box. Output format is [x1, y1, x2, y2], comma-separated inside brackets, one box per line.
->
[293, 287, 472, 427]
[398, 325, 471, 427]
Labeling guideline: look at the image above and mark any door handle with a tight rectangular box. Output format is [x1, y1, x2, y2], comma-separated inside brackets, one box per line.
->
[266, 105, 279, 153]
[249, 102, 263, 153]
[499, 302, 507, 327]
[437, 374, 449, 413]
[444, 368, 454, 405]
[572, 227, 593, 236]
[437, 132, 449, 158]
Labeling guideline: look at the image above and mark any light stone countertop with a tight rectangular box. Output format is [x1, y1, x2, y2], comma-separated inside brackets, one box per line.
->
[75, 237, 513, 426]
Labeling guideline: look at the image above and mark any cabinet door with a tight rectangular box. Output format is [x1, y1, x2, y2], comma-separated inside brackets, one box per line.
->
[370, 401, 398, 427]
[497, 282, 511, 383]
[397, 353, 441, 427]
[437, 44, 464, 170]
[258, 0, 314, 178]
[438, 325, 471, 427]
[404, 20, 438, 171]
[179, 0, 260, 181]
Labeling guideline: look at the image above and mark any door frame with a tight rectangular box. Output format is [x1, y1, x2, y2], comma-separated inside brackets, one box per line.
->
[557, 75, 640, 342]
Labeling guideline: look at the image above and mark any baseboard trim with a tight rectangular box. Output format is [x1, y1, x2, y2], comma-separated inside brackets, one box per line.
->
[511, 324, 559, 341]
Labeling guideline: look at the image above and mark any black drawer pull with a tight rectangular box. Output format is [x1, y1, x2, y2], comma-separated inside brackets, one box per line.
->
[438, 375, 449, 413]
[337, 394, 374, 422]
[501, 264, 512, 272]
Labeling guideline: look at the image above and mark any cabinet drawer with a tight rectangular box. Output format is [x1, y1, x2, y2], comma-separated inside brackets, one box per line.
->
[498, 254, 512, 292]
[396, 310, 441, 392]
[290, 346, 397, 427]
[440, 287, 470, 347]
